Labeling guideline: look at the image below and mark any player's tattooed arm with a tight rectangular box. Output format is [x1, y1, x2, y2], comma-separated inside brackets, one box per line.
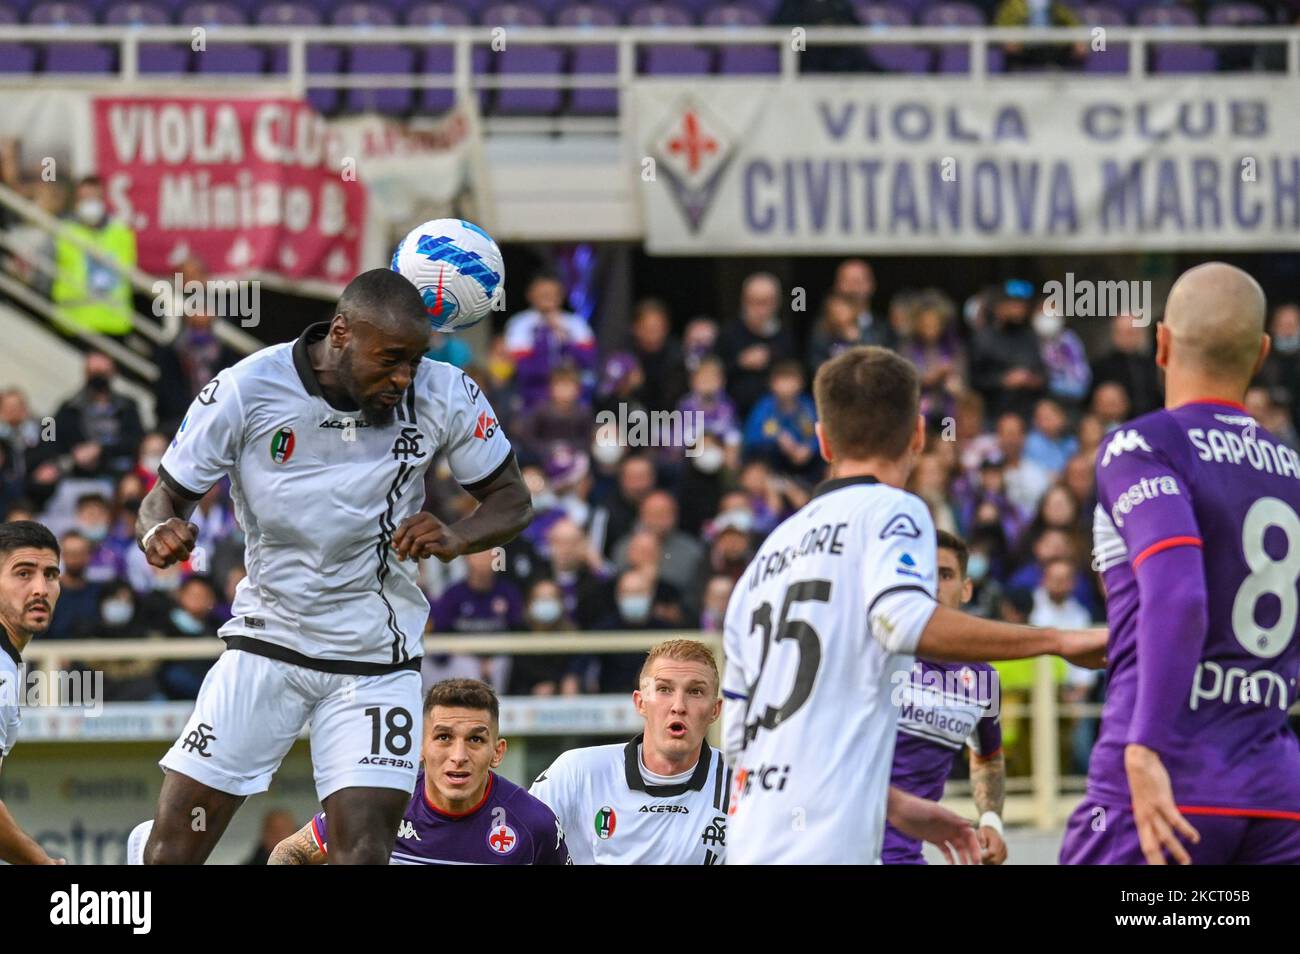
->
[137, 479, 201, 569]
[393, 456, 532, 562]
[970, 751, 1005, 818]
[267, 823, 327, 865]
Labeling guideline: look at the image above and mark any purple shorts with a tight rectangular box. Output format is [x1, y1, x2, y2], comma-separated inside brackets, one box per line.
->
[1060, 798, 1300, 865]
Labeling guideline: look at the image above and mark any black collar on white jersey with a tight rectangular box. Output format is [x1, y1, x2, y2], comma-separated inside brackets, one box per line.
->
[0, 626, 21, 666]
[292, 322, 361, 413]
[811, 474, 880, 499]
[623, 733, 711, 796]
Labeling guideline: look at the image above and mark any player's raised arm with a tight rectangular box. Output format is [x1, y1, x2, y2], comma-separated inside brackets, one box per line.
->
[912, 605, 1106, 668]
[885, 786, 980, 865]
[136, 478, 200, 569]
[268, 817, 328, 865]
[0, 761, 58, 865]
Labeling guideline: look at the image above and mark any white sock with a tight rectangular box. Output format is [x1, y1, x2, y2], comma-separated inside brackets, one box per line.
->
[126, 820, 153, 865]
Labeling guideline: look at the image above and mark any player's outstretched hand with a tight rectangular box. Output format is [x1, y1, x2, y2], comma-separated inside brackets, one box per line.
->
[1057, 627, 1108, 669]
[886, 787, 981, 865]
[1125, 743, 1200, 865]
[393, 512, 466, 563]
[143, 518, 199, 569]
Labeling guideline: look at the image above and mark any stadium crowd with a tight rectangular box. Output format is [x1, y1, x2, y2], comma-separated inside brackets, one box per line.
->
[2, 255, 1299, 772]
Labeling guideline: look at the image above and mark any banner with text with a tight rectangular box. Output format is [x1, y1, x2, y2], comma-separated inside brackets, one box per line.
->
[632, 79, 1300, 254]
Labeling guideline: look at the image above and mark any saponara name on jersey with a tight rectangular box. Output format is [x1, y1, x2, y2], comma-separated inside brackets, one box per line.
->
[747, 521, 849, 591]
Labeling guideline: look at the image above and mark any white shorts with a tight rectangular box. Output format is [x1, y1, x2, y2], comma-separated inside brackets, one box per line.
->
[160, 649, 422, 800]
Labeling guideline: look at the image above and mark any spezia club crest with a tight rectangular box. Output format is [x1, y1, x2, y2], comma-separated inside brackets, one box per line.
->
[594, 805, 617, 840]
[651, 97, 737, 233]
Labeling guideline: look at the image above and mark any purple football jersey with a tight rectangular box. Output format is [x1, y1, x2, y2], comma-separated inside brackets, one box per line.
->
[882, 659, 1002, 864]
[312, 771, 571, 865]
[1086, 400, 1300, 817]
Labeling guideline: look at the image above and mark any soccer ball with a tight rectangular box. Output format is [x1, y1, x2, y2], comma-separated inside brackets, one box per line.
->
[390, 218, 505, 333]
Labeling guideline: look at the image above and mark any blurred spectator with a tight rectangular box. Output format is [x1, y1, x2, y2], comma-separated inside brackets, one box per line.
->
[542, 517, 608, 624]
[742, 361, 820, 479]
[46, 352, 144, 478]
[0, 388, 42, 482]
[717, 272, 795, 417]
[612, 490, 705, 611]
[902, 290, 965, 425]
[217, 564, 246, 621]
[833, 259, 888, 346]
[153, 256, 242, 434]
[699, 574, 735, 633]
[619, 531, 688, 629]
[970, 284, 1046, 419]
[190, 484, 238, 557]
[1090, 381, 1132, 433]
[706, 511, 756, 584]
[154, 575, 220, 699]
[676, 356, 742, 460]
[1025, 397, 1078, 475]
[682, 316, 720, 374]
[590, 453, 657, 558]
[806, 293, 865, 371]
[51, 176, 137, 336]
[593, 352, 646, 420]
[48, 531, 101, 639]
[0, 138, 65, 294]
[1246, 386, 1300, 449]
[503, 272, 597, 410]
[1017, 484, 1088, 561]
[429, 548, 522, 690]
[1006, 526, 1097, 615]
[994, 0, 1086, 71]
[1029, 557, 1098, 772]
[516, 366, 593, 465]
[132, 432, 168, 492]
[426, 331, 472, 369]
[82, 581, 161, 701]
[771, 0, 874, 72]
[995, 412, 1052, 517]
[1032, 303, 1091, 408]
[1090, 314, 1161, 418]
[508, 579, 581, 696]
[956, 459, 1026, 552]
[73, 492, 119, 585]
[587, 568, 675, 694]
[242, 810, 299, 866]
[886, 291, 920, 346]
[1063, 452, 1096, 514]
[675, 432, 729, 538]
[1254, 302, 1300, 422]
[737, 461, 806, 534]
[955, 389, 1000, 472]
[1076, 412, 1106, 459]
[629, 298, 686, 411]
[909, 453, 960, 535]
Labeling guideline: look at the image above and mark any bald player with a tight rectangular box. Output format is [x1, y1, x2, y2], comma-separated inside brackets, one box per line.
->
[1061, 262, 1300, 865]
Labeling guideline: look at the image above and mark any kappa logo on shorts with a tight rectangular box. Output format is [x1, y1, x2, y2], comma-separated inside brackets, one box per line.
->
[181, 722, 216, 757]
[487, 823, 518, 855]
[880, 513, 922, 540]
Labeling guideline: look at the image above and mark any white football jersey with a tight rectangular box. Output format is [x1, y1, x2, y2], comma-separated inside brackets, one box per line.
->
[530, 736, 730, 865]
[721, 475, 940, 864]
[158, 322, 513, 671]
[0, 633, 20, 758]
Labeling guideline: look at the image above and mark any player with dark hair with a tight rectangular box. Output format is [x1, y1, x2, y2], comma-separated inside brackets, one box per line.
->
[0, 520, 64, 864]
[128, 268, 533, 865]
[1062, 262, 1300, 865]
[269, 679, 569, 865]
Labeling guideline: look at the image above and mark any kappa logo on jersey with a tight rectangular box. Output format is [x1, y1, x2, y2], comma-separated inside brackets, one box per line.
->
[1101, 429, 1152, 467]
[391, 426, 425, 461]
[487, 823, 518, 855]
[473, 411, 497, 441]
[197, 378, 220, 406]
[594, 806, 617, 840]
[397, 820, 421, 841]
[270, 427, 295, 464]
[879, 513, 922, 540]
[896, 552, 924, 579]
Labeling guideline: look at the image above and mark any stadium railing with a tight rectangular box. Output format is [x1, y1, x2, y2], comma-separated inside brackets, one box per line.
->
[22, 631, 1108, 829]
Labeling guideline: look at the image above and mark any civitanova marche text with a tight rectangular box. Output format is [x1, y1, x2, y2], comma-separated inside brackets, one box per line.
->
[596, 405, 706, 457]
[0, 665, 103, 715]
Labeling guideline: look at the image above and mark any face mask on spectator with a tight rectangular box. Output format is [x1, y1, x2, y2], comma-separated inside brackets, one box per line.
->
[86, 373, 112, 394]
[699, 607, 722, 631]
[1032, 311, 1063, 339]
[529, 598, 562, 625]
[591, 440, 623, 468]
[693, 445, 725, 474]
[80, 522, 108, 543]
[1275, 334, 1300, 354]
[76, 198, 106, 226]
[618, 594, 652, 622]
[966, 552, 990, 581]
[153, 572, 181, 593]
[170, 607, 204, 635]
[102, 599, 133, 626]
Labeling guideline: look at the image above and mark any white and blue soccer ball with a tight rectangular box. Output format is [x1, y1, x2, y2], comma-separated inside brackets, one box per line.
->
[390, 218, 505, 332]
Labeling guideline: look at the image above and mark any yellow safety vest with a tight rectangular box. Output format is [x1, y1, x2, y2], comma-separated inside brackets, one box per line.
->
[51, 219, 136, 336]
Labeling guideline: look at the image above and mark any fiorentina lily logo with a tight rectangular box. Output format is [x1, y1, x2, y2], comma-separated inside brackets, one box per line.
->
[651, 98, 736, 233]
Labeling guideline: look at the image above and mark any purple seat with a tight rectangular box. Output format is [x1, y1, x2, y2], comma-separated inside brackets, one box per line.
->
[629, 2, 693, 26]
[27, 1, 95, 23]
[0, 5, 18, 22]
[177, 1, 244, 23]
[855, 2, 932, 72]
[43, 43, 115, 71]
[1138, 5, 1217, 72]
[264, 44, 343, 113]
[1206, 1, 1269, 24]
[702, 2, 762, 25]
[560, 4, 618, 114]
[494, 44, 565, 114]
[346, 44, 416, 115]
[331, 2, 397, 26]
[257, 1, 317, 24]
[706, 5, 778, 73]
[198, 43, 264, 72]
[0, 44, 37, 71]
[481, 2, 547, 26]
[1074, 4, 1129, 71]
[633, 3, 708, 75]
[103, 1, 169, 22]
[407, 1, 471, 26]
[921, 2, 989, 71]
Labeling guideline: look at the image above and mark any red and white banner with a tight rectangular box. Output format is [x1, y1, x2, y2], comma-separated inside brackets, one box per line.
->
[94, 96, 366, 281]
